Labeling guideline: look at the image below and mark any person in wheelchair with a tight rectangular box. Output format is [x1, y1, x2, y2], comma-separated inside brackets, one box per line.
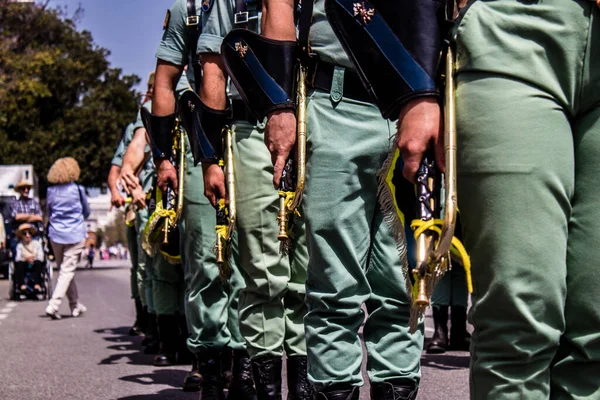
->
[14, 223, 44, 294]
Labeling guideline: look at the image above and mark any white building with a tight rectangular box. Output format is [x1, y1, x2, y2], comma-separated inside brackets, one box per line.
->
[0, 165, 39, 201]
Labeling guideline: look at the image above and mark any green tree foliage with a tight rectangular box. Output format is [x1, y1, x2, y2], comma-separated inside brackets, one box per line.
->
[0, 1, 140, 196]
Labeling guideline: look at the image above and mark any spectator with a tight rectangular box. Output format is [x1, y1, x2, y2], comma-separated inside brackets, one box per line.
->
[14, 223, 44, 293]
[0, 216, 5, 249]
[86, 244, 95, 269]
[9, 179, 43, 252]
[44, 157, 90, 320]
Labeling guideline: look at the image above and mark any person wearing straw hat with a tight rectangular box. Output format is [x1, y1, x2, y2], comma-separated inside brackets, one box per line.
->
[9, 179, 43, 253]
[14, 223, 44, 293]
[44, 157, 90, 320]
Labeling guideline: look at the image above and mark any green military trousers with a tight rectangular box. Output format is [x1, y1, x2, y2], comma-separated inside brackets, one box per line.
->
[303, 86, 423, 390]
[180, 161, 245, 353]
[126, 225, 139, 299]
[454, 1, 600, 398]
[431, 267, 468, 307]
[232, 120, 309, 359]
[135, 208, 155, 314]
[152, 252, 184, 315]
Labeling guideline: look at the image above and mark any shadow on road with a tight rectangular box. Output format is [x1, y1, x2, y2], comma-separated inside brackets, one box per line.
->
[95, 326, 153, 366]
[421, 353, 470, 370]
[117, 387, 197, 400]
[119, 369, 189, 389]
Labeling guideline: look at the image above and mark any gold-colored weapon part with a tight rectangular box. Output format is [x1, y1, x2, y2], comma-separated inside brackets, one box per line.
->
[276, 65, 308, 249]
[409, 46, 472, 331]
[162, 119, 186, 245]
[215, 125, 237, 280]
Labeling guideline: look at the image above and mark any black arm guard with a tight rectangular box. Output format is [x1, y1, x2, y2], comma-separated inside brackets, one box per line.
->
[325, 0, 446, 120]
[178, 90, 232, 165]
[140, 108, 176, 159]
[221, 29, 298, 120]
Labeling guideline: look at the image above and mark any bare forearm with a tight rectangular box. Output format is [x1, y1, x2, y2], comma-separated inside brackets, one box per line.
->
[262, 0, 296, 40]
[200, 53, 228, 110]
[122, 129, 148, 175]
[108, 165, 121, 194]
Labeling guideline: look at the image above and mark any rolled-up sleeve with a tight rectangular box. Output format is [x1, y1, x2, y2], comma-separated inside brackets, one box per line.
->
[198, 0, 235, 54]
[156, 0, 189, 66]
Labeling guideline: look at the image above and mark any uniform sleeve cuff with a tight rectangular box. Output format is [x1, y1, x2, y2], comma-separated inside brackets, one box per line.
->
[197, 34, 224, 54]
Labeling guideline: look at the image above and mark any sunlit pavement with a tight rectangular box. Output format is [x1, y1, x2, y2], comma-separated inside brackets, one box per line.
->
[0, 260, 469, 400]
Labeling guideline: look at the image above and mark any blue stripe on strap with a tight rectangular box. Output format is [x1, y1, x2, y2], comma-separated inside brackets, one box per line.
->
[226, 39, 291, 106]
[336, 0, 435, 91]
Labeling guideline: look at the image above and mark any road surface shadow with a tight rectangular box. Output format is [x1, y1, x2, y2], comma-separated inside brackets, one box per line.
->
[117, 387, 197, 400]
[96, 326, 153, 366]
[119, 369, 189, 389]
[421, 353, 470, 370]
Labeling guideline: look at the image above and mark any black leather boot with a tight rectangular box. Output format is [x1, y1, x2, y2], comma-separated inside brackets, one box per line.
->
[426, 306, 448, 354]
[154, 314, 178, 366]
[183, 354, 203, 392]
[371, 379, 418, 400]
[199, 348, 225, 400]
[228, 349, 256, 400]
[221, 347, 233, 390]
[287, 355, 313, 400]
[449, 306, 471, 351]
[129, 298, 146, 336]
[313, 385, 359, 400]
[178, 314, 193, 364]
[143, 312, 160, 354]
[252, 356, 282, 400]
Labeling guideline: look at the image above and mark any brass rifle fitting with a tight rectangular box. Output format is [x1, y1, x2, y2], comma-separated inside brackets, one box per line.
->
[277, 195, 288, 240]
[415, 276, 430, 307]
[216, 233, 224, 265]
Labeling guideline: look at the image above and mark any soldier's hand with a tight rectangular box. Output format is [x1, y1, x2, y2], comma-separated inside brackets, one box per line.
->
[156, 159, 178, 194]
[120, 171, 142, 194]
[110, 191, 126, 209]
[202, 163, 226, 208]
[131, 187, 147, 210]
[265, 109, 297, 188]
[397, 97, 444, 183]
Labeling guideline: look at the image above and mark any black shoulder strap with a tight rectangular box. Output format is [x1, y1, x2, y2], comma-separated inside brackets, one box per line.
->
[298, 0, 315, 57]
[234, 0, 261, 28]
[186, 0, 203, 92]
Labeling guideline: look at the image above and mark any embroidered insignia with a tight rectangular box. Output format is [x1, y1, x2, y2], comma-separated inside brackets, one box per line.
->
[163, 9, 171, 30]
[201, 0, 213, 12]
[353, 2, 374, 25]
[235, 41, 248, 58]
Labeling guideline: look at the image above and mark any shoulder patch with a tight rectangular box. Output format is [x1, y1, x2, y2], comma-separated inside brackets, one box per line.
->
[201, 0, 214, 13]
[163, 9, 171, 30]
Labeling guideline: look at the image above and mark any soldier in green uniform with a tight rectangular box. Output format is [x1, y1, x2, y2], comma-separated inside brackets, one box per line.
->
[196, 0, 313, 398]
[426, 267, 470, 354]
[147, 0, 252, 396]
[448, 0, 600, 398]
[121, 77, 193, 369]
[108, 123, 147, 337]
[238, 1, 428, 398]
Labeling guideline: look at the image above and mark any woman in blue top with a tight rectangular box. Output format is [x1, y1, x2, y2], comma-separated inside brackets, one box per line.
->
[44, 157, 90, 320]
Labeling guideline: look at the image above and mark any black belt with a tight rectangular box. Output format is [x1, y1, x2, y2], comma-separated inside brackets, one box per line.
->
[308, 61, 372, 103]
[232, 99, 257, 124]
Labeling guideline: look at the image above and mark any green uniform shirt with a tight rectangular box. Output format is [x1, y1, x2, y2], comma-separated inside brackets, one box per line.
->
[156, 0, 231, 66]
[309, 0, 353, 70]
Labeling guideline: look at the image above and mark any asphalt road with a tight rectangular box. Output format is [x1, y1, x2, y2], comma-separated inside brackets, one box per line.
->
[0, 260, 469, 400]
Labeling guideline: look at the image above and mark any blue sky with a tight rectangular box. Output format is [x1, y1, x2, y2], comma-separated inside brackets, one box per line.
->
[49, 0, 172, 91]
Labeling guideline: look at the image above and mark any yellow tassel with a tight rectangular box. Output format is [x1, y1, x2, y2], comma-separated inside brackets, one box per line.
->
[410, 218, 473, 293]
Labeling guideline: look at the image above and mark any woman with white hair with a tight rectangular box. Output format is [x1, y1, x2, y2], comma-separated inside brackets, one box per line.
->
[44, 157, 90, 320]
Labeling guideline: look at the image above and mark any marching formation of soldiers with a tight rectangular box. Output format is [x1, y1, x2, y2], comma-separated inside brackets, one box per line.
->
[107, 0, 600, 399]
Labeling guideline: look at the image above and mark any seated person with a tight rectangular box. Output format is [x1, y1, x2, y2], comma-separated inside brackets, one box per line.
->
[14, 223, 44, 292]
